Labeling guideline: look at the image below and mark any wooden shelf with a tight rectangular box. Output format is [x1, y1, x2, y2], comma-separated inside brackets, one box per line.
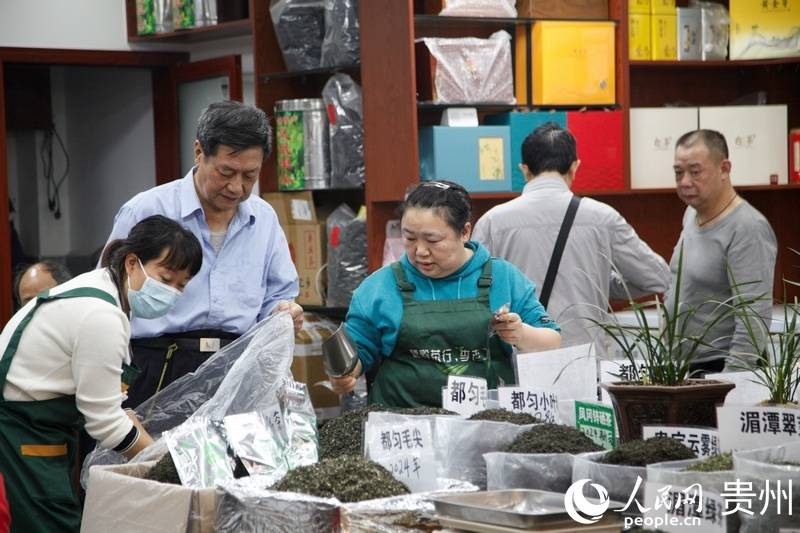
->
[417, 102, 618, 111]
[414, 14, 617, 29]
[129, 18, 251, 43]
[630, 57, 800, 68]
[259, 63, 360, 82]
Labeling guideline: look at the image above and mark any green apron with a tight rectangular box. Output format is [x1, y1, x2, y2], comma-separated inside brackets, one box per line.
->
[0, 287, 138, 533]
[370, 260, 514, 408]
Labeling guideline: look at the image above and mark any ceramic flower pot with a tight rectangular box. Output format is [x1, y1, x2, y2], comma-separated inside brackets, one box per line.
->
[602, 379, 735, 442]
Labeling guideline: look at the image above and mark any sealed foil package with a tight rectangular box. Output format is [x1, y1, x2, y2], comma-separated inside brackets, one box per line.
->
[223, 409, 289, 483]
[164, 416, 235, 489]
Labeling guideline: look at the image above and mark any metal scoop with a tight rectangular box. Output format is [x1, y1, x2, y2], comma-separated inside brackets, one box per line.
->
[322, 324, 360, 377]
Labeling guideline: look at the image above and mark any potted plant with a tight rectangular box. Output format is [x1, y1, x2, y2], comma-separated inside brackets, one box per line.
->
[590, 246, 763, 442]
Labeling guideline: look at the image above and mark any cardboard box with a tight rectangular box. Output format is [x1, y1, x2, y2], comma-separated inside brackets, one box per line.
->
[629, 0, 650, 14]
[676, 7, 701, 60]
[516, 21, 615, 106]
[419, 126, 512, 192]
[730, 0, 800, 60]
[699, 105, 789, 186]
[651, 14, 677, 60]
[287, 223, 326, 306]
[567, 110, 625, 192]
[630, 107, 699, 189]
[650, 0, 674, 15]
[629, 14, 652, 60]
[516, 0, 608, 19]
[261, 191, 316, 226]
[292, 313, 341, 410]
[484, 111, 567, 192]
[82, 461, 216, 533]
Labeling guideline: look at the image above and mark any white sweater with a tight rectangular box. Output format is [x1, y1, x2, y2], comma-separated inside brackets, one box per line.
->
[0, 268, 135, 450]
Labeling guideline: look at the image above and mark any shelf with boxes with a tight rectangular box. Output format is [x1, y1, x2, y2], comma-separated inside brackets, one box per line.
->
[125, 0, 250, 42]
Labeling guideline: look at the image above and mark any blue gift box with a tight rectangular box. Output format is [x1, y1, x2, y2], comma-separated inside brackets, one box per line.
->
[485, 111, 567, 191]
[418, 126, 512, 193]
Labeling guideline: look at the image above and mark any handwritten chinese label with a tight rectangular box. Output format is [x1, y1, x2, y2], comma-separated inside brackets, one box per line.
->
[364, 419, 436, 492]
[498, 386, 559, 423]
[717, 406, 800, 451]
[575, 400, 616, 449]
[599, 359, 646, 403]
[642, 426, 720, 458]
[442, 375, 487, 417]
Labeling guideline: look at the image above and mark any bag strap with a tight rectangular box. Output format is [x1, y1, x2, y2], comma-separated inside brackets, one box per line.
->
[539, 195, 582, 310]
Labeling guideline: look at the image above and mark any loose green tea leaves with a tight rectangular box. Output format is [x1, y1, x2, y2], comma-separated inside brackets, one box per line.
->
[685, 452, 733, 472]
[504, 424, 603, 454]
[145, 453, 182, 485]
[272, 456, 410, 502]
[601, 437, 696, 467]
[468, 408, 539, 425]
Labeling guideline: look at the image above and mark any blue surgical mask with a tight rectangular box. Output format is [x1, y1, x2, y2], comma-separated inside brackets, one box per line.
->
[127, 258, 182, 319]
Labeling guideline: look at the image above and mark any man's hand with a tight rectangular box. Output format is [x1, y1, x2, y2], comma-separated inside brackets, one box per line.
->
[273, 300, 304, 333]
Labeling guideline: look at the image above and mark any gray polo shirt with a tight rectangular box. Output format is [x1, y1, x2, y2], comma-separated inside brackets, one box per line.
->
[665, 200, 777, 365]
[473, 175, 670, 348]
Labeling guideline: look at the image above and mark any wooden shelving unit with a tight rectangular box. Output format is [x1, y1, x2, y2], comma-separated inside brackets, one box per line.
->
[127, 18, 252, 43]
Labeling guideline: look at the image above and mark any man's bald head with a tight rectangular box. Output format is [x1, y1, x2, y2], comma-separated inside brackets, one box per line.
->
[14, 261, 72, 307]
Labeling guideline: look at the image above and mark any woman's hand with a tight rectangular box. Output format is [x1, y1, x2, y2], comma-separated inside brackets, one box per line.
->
[329, 359, 362, 395]
[492, 310, 523, 345]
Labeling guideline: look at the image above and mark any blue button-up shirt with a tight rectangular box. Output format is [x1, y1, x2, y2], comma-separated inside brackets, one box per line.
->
[103, 169, 299, 338]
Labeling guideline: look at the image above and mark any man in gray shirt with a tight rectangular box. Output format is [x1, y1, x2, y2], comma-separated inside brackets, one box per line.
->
[667, 129, 777, 373]
[473, 122, 670, 348]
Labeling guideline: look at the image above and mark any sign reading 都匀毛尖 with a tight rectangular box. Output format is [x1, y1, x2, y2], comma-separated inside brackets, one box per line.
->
[364, 415, 437, 492]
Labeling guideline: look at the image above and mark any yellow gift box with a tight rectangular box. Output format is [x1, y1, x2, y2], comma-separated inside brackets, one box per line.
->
[516, 21, 616, 106]
[629, 14, 652, 60]
[650, 0, 675, 15]
[629, 0, 649, 14]
[730, 0, 800, 59]
[651, 14, 677, 60]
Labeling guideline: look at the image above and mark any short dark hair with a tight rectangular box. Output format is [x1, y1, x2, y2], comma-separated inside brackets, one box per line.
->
[196, 100, 272, 159]
[400, 180, 472, 234]
[675, 129, 729, 161]
[101, 215, 203, 289]
[13, 260, 73, 306]
[521, 122, 577, 176]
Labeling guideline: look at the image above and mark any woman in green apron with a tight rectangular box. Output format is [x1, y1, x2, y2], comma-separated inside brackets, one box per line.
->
[0, 215, 202, 533]
[329, 181, 561, 407]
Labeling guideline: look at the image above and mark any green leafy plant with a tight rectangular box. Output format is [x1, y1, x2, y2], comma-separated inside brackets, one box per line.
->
[586, 245, 763, 386]
[727, 252, 800, 405]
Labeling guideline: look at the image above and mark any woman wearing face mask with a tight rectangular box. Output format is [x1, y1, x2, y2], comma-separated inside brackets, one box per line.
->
[0, 215, 202, 533]
[329, 181, 562, 407]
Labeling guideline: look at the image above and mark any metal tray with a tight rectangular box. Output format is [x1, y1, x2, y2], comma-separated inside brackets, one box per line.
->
[429, 489, 593, 529]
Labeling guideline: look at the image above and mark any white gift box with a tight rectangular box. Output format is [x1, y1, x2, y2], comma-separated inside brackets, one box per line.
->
[630, 107, 699, 189]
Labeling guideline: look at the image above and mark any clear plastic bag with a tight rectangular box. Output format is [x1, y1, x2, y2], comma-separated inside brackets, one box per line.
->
[484, 451, 575, 493]
[320, 0, 360, 67]
[223, 409, 289, 480]
[82, 313, 297, 487]
[647, 458, 739, 533]
[322, 74, 365, 189]
[269, 0, 325, 71]
[382, 220, 404, 267]
[437, 0, 516, 17]
[420, 30, 515, 104]
[734, 443, 800, 533]
[433, 417, 534, 489]
[572, 451, 646, 506]
[326, 204, 367, 307]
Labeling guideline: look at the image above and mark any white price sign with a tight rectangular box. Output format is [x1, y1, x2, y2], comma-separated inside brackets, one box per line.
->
[515, 344, 597, 402]
[498, 386, 559, 423]
[705, 371, 770, 406]
[599, 359, 646, 403]
[717, 406, 800, 451]
[642, 425, 720, 458]
[364, 418, 437, 492]
[644, 481, 725, 533]
[442, 375, 487, 417]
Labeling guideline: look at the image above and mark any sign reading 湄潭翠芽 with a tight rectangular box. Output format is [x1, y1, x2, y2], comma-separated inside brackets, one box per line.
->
[717, 405, 800, 451]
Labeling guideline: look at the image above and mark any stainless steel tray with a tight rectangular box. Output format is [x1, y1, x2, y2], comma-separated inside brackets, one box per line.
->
[429, 489, 593, 529]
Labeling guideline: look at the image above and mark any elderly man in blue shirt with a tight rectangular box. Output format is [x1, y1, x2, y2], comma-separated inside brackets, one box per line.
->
[102, 100, 302, 408]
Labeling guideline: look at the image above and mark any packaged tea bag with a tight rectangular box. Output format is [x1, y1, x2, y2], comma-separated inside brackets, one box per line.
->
[164, 416, 235, 489]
